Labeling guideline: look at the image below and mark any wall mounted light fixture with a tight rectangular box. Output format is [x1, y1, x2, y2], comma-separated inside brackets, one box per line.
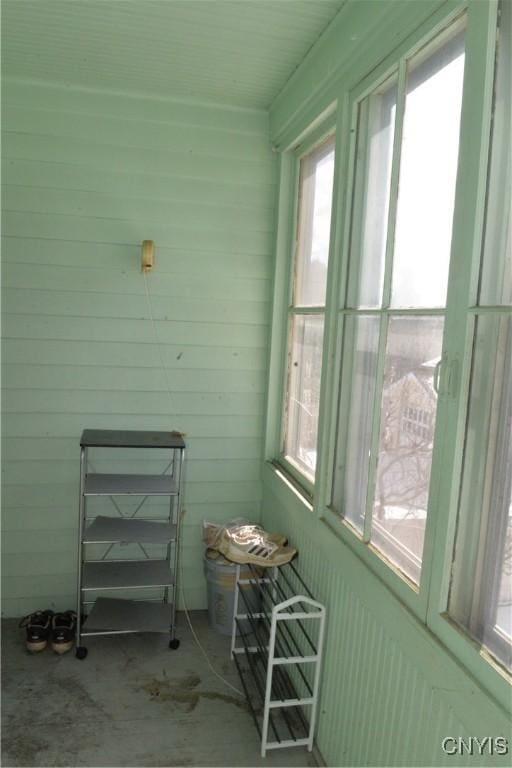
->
[141, 240, 155, 272]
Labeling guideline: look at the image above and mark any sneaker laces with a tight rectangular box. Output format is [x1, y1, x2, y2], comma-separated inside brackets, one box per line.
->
[19, 610, 53, 628]
[53, 611, 77, 627]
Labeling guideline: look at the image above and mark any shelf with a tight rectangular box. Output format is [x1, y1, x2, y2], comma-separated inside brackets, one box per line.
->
[83, 597, 172, 634]
[81, 429, 185, 449]
[231, 562, 326, 756]
[82, 560, 173, 591]
[233, 650, 310, 746]
[77, 429, 185, 649]
[84, 473, 177, 496]
[83, 516, 176, 544]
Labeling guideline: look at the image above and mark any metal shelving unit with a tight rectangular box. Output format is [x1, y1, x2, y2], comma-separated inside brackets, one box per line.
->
[231, 561, 326, 757]
[75, 429, 185, 659]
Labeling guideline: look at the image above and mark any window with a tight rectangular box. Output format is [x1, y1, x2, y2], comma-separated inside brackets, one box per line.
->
[331, 20, 466, 585]
[402, 406, 432, 442]
[448, 0, 511, 672]
[281, 136, 335, 483]
[269, 0, 507, 704]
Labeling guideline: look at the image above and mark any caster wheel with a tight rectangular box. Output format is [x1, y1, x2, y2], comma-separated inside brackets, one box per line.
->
[169, 638, 180, 650]
[75, 646, 88, 660]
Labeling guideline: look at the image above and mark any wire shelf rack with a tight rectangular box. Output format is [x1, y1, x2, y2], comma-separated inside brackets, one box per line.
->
[231, 560, 326, 757]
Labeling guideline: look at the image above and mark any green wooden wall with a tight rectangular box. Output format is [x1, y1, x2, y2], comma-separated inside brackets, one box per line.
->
[1, 79, 276, 616]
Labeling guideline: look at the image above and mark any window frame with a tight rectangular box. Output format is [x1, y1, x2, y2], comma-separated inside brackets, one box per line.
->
[274, 122, 338, 495]
[328, 21, 466, 583]
[469, 320, 512, 667]
[445, 0, 511, 674]
[425, 0, 511, 707]
[320, 5, 472, 619]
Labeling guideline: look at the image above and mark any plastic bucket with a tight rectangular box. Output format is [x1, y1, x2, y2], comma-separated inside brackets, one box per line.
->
[203, 551, 260, 636]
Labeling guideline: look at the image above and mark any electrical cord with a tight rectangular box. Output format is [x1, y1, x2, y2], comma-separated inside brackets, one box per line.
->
[143, 271, 244, 697]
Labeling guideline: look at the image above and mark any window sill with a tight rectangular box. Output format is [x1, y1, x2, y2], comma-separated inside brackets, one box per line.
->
[427, 610, 512, 716]
[321, 504, 425, 618]
[266, 461, 314, 512]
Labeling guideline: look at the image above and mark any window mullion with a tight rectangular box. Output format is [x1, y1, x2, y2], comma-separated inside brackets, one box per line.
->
[363, 312, 390, 542]
[468, 305, 512, 315]
[381, 56, 407, 308]
[339, 307, 446, 317]
[288, 240, 298, 308]
[289, 306, 326, 315]
[362, 58, 407, 543]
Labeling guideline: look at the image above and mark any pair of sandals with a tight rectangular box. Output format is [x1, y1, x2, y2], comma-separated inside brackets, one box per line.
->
[204, 522, 296, 567]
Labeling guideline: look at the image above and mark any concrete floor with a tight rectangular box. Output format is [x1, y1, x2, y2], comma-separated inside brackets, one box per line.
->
[1, 611, 317, 768]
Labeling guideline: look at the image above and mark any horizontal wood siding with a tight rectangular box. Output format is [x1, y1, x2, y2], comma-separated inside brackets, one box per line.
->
[1, 79, 276, 617]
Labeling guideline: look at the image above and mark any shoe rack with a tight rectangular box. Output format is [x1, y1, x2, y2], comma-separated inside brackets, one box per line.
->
[231, 560, 326, 757]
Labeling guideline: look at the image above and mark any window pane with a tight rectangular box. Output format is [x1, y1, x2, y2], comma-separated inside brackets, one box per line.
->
[391, 29, 465, 308]
[479, 0, 511, 307]
[283, 315, 324, 479]
[449, 315, 512, 671]
[347, 78, 397, 309]
[332, 316, 380, 531]
[294, 138, 335, 307]
[371, 316, 444, 583]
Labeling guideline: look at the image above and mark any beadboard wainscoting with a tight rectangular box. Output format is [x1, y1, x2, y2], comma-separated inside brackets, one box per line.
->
[261, 467, 510, 767]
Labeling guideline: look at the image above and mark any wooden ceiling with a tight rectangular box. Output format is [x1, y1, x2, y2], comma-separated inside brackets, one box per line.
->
[2, 0, 345, 109]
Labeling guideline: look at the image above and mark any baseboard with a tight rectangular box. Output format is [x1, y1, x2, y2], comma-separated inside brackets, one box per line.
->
[312, 743, 327, 767]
